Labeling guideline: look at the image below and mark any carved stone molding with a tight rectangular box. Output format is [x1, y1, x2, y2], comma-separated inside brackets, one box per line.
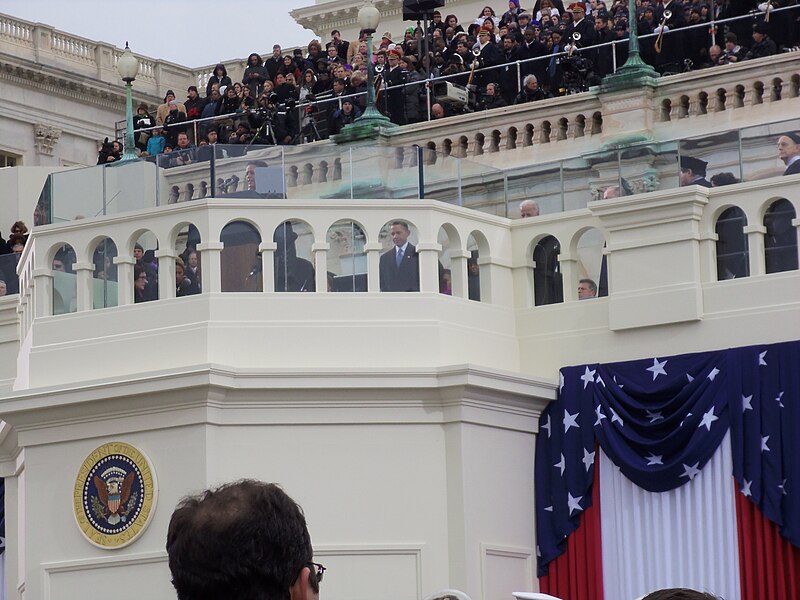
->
[33, 123, 62, 156]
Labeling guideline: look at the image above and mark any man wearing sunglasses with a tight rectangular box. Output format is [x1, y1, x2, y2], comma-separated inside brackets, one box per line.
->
[167, 479, 325, 600]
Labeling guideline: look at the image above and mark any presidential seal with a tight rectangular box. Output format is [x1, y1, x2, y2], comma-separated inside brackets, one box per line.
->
[73, 442, 157, 549]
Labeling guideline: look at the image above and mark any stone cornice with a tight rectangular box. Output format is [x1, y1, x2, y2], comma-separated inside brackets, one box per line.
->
[0, 53, 162, 112]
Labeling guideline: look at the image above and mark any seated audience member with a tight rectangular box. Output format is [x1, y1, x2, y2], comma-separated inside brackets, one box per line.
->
[745, 23, 776, 60]
[431, 103, 446, 119]
[777, 132, 800, 175]
[167, 480, 321, 600]
[519, 199, 541, 218]
[641, 589, 723, 600]
[710, 172, 740, 186]
[8, 222, 28, 248]
[707, 45, 722, 66]
[173, 132, 196, 166]
[719, 33, 745, 64]
[133, 264, 155, 303]
[679, 156, 712, 187]
[578, 277, 597, 299]
[467, 258, 480, 301]
[481, 82, 508, 109]
[330, 98, 362, 134]
[175, 257, 200, 297]
[184, 250, 201, 291]
[97, 138, 122, 164]
[515, 74, 550, 103]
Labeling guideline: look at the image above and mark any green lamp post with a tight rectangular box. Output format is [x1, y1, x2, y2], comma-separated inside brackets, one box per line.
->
[117, 42, 140, 162]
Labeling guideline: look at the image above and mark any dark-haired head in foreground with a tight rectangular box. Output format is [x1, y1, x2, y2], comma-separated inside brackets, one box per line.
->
[167, 479, 320, 600]
[641, 588, 723, 600]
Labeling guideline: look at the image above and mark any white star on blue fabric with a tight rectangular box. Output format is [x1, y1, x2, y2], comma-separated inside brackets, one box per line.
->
[779, 479, 787, 496]
[645, 453, 664, 466]
[645, 409, 664, 423]
[681, 462, 701, 480]
[647, 358, 668, 381]
[554, 453, 566, 476]
[761, 435, 770, 452]
[686, 373, 694, 382]
[613, 375, 623, 389]
[680, 412, 693, 427]
[741, 479, 752, 497]
[707, 367, 720, 381]
[596, 374, 606, 387]
[581, 366, 597, 389]
[742, 395, 753, 412]
[563, 410, 580, 433]
[758, 351, 768, 366]
[610, 407, 624, 427]
[698, 408, 719, 431]
[545, 505, 554, 512]
[776, 391, 785, 408]
[582, 447, 596, 471]
[560, 372, 565, 392]
[567, 492, 583, 515]
[541, 414, 552, 438]
[594, 405, 607, 426]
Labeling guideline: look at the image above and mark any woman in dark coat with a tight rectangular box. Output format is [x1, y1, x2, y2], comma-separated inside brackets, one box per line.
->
[242, 53, 268, 96]
[206, 63, 232, 98]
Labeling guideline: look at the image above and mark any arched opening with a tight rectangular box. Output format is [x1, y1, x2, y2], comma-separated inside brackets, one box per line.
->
[458, 135, 469, 157]
[51, 243, 77, 315]
[715, 207, 749, 280]
[752, 81, 764, 105]
[575, 228, 606, 299]
[524, 124, 535, 146]
[533, 235, 563, 306]
[175, 223, 202, 296]
[327, 220, 367, 292]
[557, 118, 568, 141]
[490, 130, 501, 152]
[379, 220, 420, 292]
[734, 85, 745, 109]
[443, 138, 452, 156]
[437, 225, 459, 296]
[771, 78, 783, 102]
[790, 74, 800, 98]
[466, 232, 489, 302]
[575, 115, 586, 138]
[660, 99, 672, 122]
[425, 142, 437, 165]
[221, 220, 262, 292]
[274, 220, 315, 292]
[764, 199, 798, 274]
[541, 121, 551, 143]
[711, 89, 724, 112]
[133, 231, 159, 302]
[591, 112, 602, 134]
[474, 133, 485, 155]
[92, 237, 118, 309]
[679, 95, 690, 118]
[506, 127, 517, 150]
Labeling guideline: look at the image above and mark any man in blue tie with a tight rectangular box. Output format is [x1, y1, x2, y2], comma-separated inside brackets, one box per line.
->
[379, 221, 420, 292]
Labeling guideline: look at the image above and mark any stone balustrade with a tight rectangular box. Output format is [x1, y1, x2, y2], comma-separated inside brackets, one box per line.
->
[17, 174, 800, 381]
[0, 11, 194, 102]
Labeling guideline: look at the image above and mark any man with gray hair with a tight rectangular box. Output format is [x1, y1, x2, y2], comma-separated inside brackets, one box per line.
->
[514, 74, 550, 103]
[519, 200, 540, 218]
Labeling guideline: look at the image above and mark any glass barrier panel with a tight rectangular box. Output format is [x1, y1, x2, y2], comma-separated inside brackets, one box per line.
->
[562, 157, 594, 212]
[327, 220, 367, 292]
[510, 162, 563, 216]
[274, 220, 315, 292]
[621, 142, 679, 195]
[221, 221, 262, 292]
[50, 166, 104, 223]
[680, 130, 740, 188]
[52, 244, 77, 314]
[103, 161, 160, 215]
[740, 117, 800, 183]
[284, 143, 350, 200]
[92, 238, 118, 309]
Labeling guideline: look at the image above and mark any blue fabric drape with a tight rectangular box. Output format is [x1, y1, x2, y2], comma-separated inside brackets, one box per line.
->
[536, 340, 800, 576]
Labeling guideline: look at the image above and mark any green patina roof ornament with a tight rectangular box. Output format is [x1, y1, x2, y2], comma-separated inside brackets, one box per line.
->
[599, 0, 660, 93]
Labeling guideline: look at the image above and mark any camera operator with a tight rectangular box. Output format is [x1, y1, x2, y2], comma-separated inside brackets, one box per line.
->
[477, 82, 508, 109]
[249, 92, 295, 145]
[514, 74, 551, 103]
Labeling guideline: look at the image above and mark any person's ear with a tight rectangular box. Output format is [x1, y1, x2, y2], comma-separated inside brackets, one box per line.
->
[290, 566, 311, 600]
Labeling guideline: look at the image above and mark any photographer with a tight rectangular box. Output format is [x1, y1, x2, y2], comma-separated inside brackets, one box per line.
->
[478, 82, 508, 109]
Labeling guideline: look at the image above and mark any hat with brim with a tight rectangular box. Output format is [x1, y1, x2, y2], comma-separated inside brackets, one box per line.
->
[679, 155, 708, 175]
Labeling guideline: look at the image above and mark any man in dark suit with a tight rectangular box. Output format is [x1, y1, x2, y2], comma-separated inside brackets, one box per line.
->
[474, 27, 504, 90]
[384, 49, 408, 125]
[379, 221, 420, 292]
[777, 133, 800, 175]
[679, 156, 712, 188]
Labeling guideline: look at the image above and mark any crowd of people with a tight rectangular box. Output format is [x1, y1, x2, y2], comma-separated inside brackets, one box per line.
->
[95, 0, 797, 164]
[0, 221, 30, 297]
